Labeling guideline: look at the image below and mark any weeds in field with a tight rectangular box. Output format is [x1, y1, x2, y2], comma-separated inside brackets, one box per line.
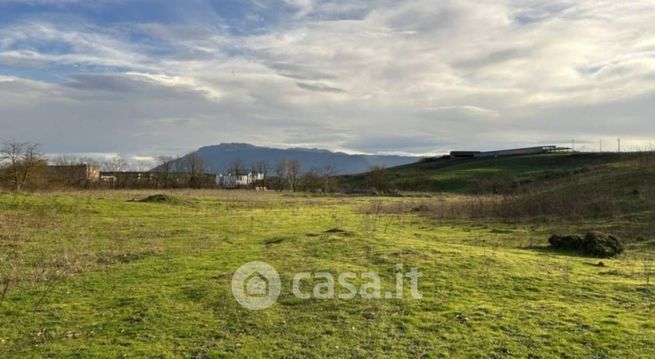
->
[378, 189, 621, 222]
[561, 259, 573, 283]
[0, 261, 17, 304]
[643, 256, 654, 307]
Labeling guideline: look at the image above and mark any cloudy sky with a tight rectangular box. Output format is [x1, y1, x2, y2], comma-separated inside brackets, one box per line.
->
[1, 0, 654, 159]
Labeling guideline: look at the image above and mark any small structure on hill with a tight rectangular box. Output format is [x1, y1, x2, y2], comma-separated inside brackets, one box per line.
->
[449, 151, 482, 158]
[450, 145, 570, 159]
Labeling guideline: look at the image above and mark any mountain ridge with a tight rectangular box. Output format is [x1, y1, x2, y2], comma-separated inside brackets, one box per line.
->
[161, 143, 420, 175]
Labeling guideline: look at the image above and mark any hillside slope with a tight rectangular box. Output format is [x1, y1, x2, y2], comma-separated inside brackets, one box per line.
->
[507, 155, 655, 221]
[339, 152, 638, 193]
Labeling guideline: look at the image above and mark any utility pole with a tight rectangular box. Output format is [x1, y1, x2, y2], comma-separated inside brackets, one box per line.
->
[572, 139, 575, 152]
[599, 139, 602, 153]
[617, 138, 621, 153]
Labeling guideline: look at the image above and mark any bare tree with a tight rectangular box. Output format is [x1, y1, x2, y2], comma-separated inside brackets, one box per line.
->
[79, 156, 100, 167]
[102, 156, 130, 172]
[254, 160, 270, 175]
[366, 165, 391, 193]
[320, 164, 337, 193]
[133, 160, 154, 172]
[230, 158, 244, 176]
[184, 152, 206, 188]
[302, 168, 321, 192]
[274, 160, 287, 190]
[99, 156, 130, 188]
[273, 159, 300, 191]
[0, 139, 45, 191]
[251, 159, 270, 186]
[52, 155, 75, 167]
[156, 156, 174, 188]
[285, 159, 301, 191]
[21, 143, 44, 190]
[1, 139, 25, 189]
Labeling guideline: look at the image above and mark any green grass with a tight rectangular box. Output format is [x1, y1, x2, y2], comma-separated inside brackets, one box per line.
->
[1, 190, 654, 357]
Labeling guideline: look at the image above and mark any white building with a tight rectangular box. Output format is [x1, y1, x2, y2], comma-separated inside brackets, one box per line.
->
[216, 172, 264, 188]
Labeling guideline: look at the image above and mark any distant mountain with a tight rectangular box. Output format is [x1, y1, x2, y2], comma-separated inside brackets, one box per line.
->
[161, 143, 419, 175]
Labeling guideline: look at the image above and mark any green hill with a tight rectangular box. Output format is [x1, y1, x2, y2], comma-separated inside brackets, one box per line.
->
[340, 152, 640, 193]
[340, 152, 655, 237]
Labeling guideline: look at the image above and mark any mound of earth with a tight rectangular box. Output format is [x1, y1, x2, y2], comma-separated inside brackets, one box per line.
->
[549, 232, 624, 258]
[324, 228, 355, 236]
[138, 194, 177, 203]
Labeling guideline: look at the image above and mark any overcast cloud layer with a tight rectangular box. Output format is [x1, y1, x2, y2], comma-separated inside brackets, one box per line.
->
[1, 0, 654, 158]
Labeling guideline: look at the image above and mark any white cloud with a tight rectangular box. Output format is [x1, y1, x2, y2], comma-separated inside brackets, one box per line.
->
[284, 0, 313, 17]
[1, 0, 654, 156]
[124, 72, 223, 101]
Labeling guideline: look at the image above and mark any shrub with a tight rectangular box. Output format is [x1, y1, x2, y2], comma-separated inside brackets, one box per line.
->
[548, 232, 624, 258]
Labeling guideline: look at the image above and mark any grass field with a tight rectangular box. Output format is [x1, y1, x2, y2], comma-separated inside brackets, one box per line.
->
[1, 190, 654, 357]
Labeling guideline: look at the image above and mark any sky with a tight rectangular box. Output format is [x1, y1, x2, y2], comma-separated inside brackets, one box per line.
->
[0, 0, 654, 161]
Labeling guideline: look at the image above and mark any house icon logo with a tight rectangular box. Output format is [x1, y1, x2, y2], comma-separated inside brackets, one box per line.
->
[231, 261, 281, 310]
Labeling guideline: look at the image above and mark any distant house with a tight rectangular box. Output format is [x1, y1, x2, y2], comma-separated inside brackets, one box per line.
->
[217, 172, 264, 188]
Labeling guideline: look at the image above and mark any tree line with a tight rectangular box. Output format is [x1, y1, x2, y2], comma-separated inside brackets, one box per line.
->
[1, 138, 393, 193]
[0, 139, 45, 191]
